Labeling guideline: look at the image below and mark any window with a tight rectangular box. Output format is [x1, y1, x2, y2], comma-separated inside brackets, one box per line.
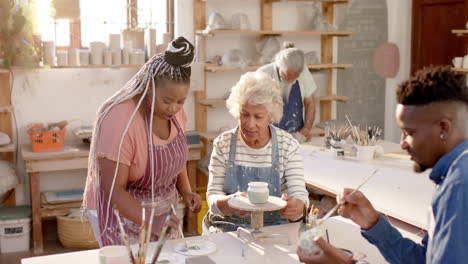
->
[137, 0, 169, 40]
[36, 0, 71, 47]
[79, 0, 127, 47]
[34, 0, 172, 48]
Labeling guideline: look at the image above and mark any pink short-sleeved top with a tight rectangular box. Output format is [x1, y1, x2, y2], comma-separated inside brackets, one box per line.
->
[96, 99, 187, 181]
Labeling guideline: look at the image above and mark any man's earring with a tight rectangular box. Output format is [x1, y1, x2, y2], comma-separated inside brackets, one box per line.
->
[440, 133, 445, 140]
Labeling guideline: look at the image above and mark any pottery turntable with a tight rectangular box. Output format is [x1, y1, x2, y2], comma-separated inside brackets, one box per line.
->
[228, 196, 291, 245]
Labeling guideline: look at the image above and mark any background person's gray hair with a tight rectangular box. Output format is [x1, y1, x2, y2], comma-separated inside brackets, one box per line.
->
[226, 71, 283, 123]
[274, 45, 305, 76]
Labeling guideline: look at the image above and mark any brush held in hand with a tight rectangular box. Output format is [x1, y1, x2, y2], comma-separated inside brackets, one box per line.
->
[319, 168, 379, 225]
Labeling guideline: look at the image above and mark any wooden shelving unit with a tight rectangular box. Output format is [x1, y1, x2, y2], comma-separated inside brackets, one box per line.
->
[193, 0, 353, 189]
[197, 98, 226, 107]
[0, 144, 15, 153]
[200, 0, 350, 4]
[9, 65, 142, 70]
[451, 30, 468, 71]
[451, 29, 468, 36]
[194, 0, 354, 132]
[205, 63, 353, 72]
[0, 71, 16, 206]
[196, 29, 354, 37]
[319, 95, 350, 102]
[451, 67, 468, 72]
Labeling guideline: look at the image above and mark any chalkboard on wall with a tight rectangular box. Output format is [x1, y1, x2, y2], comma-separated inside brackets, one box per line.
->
[336, 0, 387, 135]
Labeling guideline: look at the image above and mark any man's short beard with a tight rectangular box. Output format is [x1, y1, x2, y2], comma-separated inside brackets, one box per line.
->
[413, 163, 428, 173]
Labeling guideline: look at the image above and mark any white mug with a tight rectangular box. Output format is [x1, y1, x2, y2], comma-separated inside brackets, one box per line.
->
[462, 55, 468, 68]
[99, 245, 129, 264]
[452, 57, 463, 68]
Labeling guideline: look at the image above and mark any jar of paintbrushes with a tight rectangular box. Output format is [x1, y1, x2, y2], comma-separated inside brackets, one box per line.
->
[324, 122, 350, 159]
[345, 116, 383, 163]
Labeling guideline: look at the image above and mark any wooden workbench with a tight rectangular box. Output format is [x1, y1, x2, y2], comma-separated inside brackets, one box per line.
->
[22, 216, 425, 264]
[22, 143, 201, 253]
[301, 138, 435, 231]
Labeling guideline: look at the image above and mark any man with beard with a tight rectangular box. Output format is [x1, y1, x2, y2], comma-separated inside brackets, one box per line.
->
[257, 43, 317, 142]
[297, 66, 468, 263]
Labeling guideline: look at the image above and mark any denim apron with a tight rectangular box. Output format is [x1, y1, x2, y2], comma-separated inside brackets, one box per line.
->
[205, 125, 288, 233]
[277, 80, 304, 133]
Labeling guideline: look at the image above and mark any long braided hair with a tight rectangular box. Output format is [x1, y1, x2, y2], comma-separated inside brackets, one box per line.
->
[83, 37, 194, 233]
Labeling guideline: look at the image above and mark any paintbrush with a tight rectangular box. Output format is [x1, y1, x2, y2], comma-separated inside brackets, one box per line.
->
[143, 202, 156, 263]
[137, 206, 146, 264]
[150, 207, 174, 264]
[319, 168, 379, 225]
[113, 206, 136, 264]
[171, 204, 188, 249]
[345, 115, 358, 144]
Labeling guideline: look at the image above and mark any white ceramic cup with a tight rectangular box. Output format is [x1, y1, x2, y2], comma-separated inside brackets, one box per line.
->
[98, 245, 129, 264]
[355, 145, 377, 163]
[247, 182, 269, 204]
[452, 57, 463, 68]
[462, 55, 468, 68]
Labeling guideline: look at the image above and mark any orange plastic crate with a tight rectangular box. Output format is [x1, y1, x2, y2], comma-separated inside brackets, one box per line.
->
[29, 129, 65, 152]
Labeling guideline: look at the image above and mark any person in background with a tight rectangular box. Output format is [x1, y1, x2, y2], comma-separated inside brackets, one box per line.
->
[257, 43, 317, 143]
[83, 37, 202, 246]
[203, 71, 309, 234]
[297, 66, 468, 263]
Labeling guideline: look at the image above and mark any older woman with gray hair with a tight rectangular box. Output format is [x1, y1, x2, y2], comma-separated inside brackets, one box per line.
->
[257, 43, 317, 142]
[203, 71, 309, 234]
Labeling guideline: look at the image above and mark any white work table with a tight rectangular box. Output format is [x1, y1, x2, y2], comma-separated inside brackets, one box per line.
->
[22, 217, 422, 264]
[301, 138, 436, 230]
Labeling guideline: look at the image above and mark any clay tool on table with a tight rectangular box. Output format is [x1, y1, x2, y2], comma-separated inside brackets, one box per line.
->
[319, 168, 379, 225]
[113, 206, 136, 264]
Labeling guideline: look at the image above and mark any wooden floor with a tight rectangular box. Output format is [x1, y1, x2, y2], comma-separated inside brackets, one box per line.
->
[0, 218, 81, 264]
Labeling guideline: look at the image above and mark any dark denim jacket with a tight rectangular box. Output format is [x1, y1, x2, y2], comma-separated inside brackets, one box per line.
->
[361, 140, 468, 264]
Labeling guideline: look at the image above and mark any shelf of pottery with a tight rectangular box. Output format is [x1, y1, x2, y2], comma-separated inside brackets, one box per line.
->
[0, 71, 18, 206]
[11, 29, 172, 70]
[193, 0, 354, 176]
[451, 28, 468, 72]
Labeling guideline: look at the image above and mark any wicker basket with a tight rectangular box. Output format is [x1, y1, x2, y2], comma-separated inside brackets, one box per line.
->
[56, 216, 99, 249]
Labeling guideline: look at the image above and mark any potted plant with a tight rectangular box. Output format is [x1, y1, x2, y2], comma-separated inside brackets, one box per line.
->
[0, 0, 40, 68]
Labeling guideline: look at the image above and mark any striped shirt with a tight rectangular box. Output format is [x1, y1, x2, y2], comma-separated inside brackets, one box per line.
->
[207, 127, 309, 215]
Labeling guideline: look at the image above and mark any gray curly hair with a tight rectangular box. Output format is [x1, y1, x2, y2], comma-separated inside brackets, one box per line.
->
[226, 71, 283, 123]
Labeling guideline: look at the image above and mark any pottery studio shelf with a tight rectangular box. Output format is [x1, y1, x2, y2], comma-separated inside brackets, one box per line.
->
[8, 65, 143, 70]
[319, 95, 351, 102]
[204, 63, 353, 72]
[0, 105, 13, 113]
[0, 105, 15, 153]
[452, 29, 468, 36]
[196, 29, 354, 37]
[0, 144, 15, 153]
[451, 67, 468, 73]
[197, 99, 226, 107]
[199, 127, 325, 144]
[201, 0, 349, 3]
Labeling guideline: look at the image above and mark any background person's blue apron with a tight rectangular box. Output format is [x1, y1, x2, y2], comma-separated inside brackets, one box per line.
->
[277, 80, 304, 133]
[204, 125, 288, 233]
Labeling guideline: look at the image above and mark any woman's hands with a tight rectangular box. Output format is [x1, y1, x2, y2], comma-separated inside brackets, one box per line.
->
[279, 193, 305, 221]
[151, 213, 180, 236]
[216, 192, 249, 218]
[182, 191, 202, 214]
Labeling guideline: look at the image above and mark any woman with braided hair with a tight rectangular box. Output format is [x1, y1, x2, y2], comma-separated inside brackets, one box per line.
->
[83, 37, 202, 246]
